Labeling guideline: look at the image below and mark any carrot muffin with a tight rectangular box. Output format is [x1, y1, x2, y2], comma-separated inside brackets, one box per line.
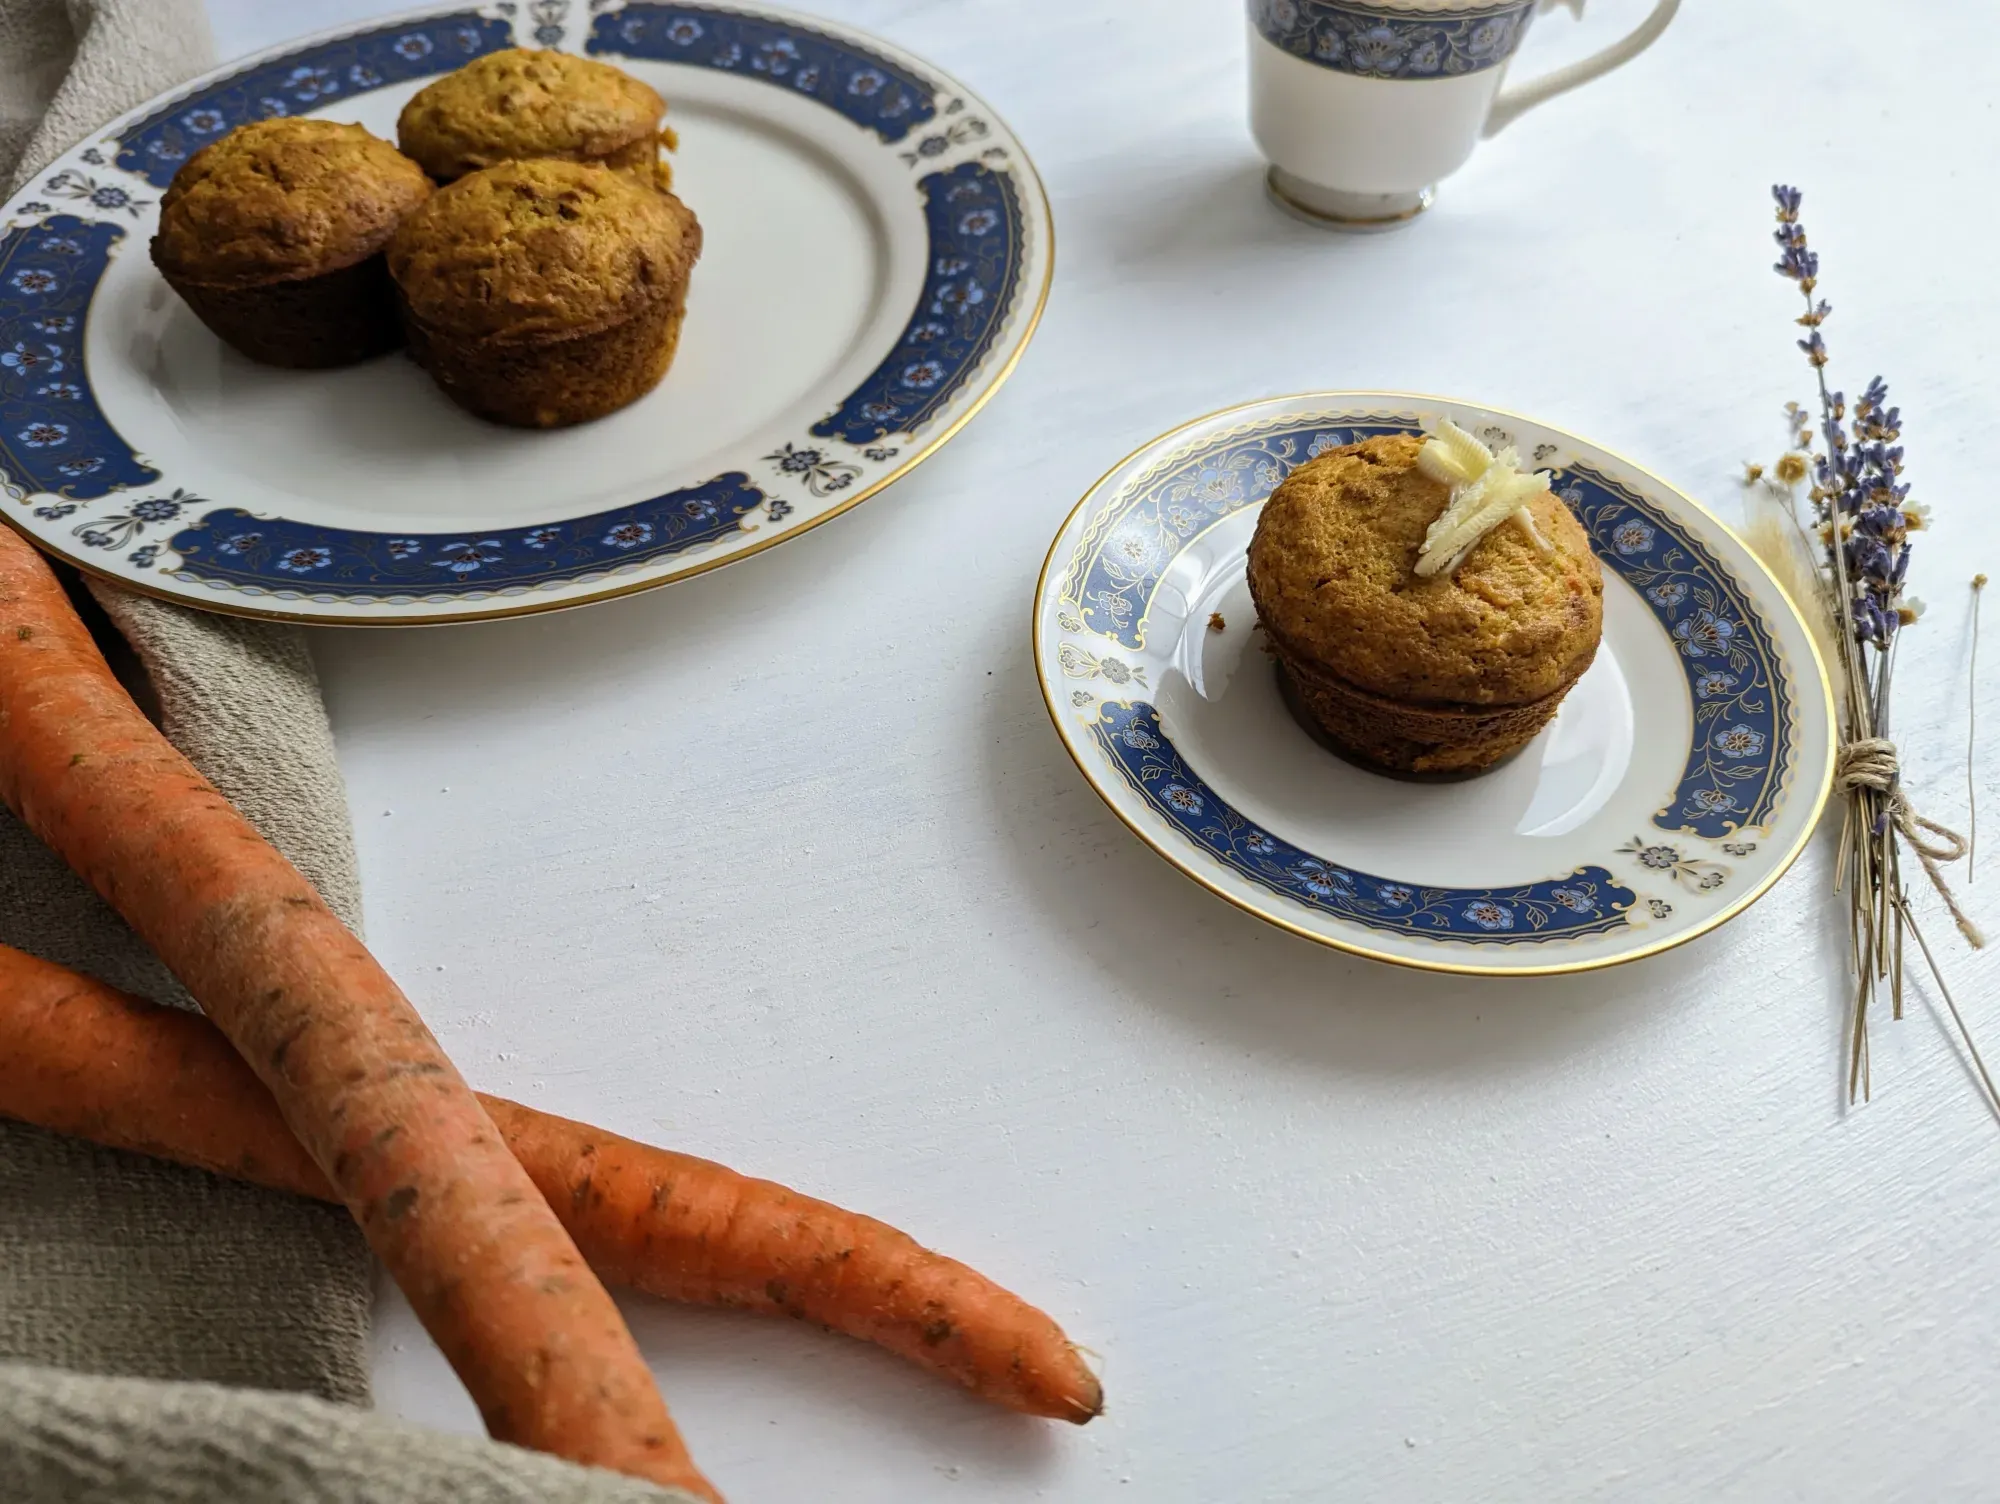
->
[150, 118, 432, 368]
[397, 48, 676, 188]
[1246, 427, 1603, 776]
[387, 158, 701, 428]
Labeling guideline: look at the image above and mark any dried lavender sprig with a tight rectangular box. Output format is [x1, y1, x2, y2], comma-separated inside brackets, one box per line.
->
[1772, 186, 1919, 651]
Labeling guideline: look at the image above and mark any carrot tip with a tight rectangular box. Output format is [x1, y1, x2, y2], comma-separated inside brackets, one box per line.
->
[1063, 1342, 1106, 1422]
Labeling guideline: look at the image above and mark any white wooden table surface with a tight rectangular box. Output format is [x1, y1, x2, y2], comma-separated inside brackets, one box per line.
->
[199, 2, 2000, 1498]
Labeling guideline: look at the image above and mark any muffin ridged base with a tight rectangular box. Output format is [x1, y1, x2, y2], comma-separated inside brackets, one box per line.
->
[1255, 613, 1594, 777]
[164, 252, 405, 370]
[400, 280, 690, 430]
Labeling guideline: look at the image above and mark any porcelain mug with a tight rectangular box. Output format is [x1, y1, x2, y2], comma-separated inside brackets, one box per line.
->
[1248, 0, 1680, 227]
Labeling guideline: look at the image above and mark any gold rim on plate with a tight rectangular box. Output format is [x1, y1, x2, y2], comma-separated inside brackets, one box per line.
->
[1031, 390, 1837, 978]
[2, 1, 1054, 629]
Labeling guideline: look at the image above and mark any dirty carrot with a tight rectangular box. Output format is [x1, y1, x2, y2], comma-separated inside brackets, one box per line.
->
[0, 531, 717, 1501]
[0, 941, 1103, 1424]
[488, 1097, 1103, 1424]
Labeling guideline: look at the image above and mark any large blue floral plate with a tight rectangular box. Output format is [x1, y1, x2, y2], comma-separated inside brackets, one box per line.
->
[1034, 394, 1836, 976]
[0, 1, 1049, 623]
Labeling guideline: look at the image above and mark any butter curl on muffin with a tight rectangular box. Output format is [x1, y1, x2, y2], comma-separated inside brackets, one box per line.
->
[150, 118, 432, 369]
[1247, 429, 1604, 777]
[397, 48, 677, 189]
[387, 158, 701, 429]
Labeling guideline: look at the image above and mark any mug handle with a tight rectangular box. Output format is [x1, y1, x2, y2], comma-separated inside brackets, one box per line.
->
[1482, 0, 1681, 137]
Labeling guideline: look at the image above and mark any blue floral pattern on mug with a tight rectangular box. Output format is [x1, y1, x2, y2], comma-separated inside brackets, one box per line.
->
[1249, 0, 1535, 80]
[0, 216, 156, 500]
[590, 2, 937, 142]
[1092, 702, 1633, 943]
[114, 13, 510, 185]
[167, 474, 768, 597]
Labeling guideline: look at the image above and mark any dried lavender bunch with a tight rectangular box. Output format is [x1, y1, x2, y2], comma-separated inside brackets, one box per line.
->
[1762, 185, 1987, 1110]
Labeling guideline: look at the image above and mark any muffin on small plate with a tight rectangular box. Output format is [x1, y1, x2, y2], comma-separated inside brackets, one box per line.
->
[397, 48, 676, 188]
[387, 158, 701, 428]
[150, 118, 432, 368]
[1247, 427, 1604, 777]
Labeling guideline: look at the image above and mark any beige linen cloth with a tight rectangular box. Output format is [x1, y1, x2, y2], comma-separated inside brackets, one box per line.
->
[0, 4, 685, 1498]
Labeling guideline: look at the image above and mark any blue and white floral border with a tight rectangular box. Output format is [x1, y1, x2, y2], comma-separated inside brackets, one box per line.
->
[0, 1, 1047, 613]
[1092, 700, 1634, 944]
[114, 11, 513, 186]
[1249, 0, 1536, 81]
[1047, 405, 1812, 949]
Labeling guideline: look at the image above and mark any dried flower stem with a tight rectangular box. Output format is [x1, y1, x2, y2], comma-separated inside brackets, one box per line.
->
[1900, 900, 2000, 1123]
[1972, 574, 1986, 880]
[1767, 184, 1983, 1105]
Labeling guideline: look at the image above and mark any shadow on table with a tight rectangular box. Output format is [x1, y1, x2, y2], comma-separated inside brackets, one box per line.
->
[977, 644, 1829, 1085]
[620, 1297, 1069, 1488]
[1057, 147, 1392, 287]
[303, 431, 932, 724]
[374, 1275, 1067, 1494]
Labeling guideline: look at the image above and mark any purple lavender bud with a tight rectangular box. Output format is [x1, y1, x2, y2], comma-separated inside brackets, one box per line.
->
[1773, 238, 1819, 283]
[1847, 536, 1894, 581]
[1860, 597, 1895, 644]
[1766, 185, 1921, 657]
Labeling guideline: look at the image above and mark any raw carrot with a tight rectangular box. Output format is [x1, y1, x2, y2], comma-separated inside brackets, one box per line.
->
[488, 1097, 1103, 1424]
[0, 941, 1103, 1424]
[0, 531, 717, 1501]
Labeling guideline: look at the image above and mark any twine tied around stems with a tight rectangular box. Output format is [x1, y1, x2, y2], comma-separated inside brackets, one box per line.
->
[1835, 737, 1986, 949]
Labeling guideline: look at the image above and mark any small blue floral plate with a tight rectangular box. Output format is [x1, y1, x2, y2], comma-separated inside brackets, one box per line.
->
[0, 2, 1049, 623]
[1034, 394, 1836, 976]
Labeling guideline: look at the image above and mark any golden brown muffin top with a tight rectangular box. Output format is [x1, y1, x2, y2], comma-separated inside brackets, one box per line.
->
[150, 119, 431, 284]
[386, 158, 699, 342]
[396, 48, 665, 182]
[1248, 432, 1604, 707]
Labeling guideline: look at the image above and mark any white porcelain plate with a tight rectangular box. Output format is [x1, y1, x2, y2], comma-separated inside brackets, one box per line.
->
[0, 1, 1049, 623]
[1034, 394, 1836, 976]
